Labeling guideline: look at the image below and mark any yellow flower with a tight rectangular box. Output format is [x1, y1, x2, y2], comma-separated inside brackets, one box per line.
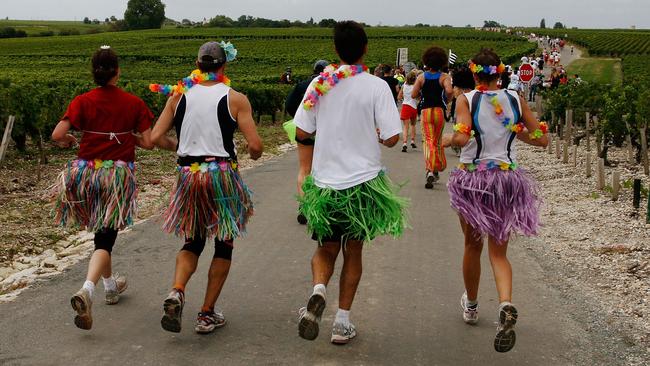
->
[189, 162, 200, 173]
[458, 163, 466, 170]
[94, 159, 103, 170]
[500, 162, 510, 171]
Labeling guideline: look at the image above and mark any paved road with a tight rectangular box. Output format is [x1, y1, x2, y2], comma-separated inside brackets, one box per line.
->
[0, 124, 618, 365]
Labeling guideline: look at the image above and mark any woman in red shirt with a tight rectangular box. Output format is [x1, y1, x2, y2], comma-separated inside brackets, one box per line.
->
[51, 46, 154, 330]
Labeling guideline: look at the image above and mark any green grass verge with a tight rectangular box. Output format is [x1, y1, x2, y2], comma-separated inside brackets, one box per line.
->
[567, 58, 623, 85]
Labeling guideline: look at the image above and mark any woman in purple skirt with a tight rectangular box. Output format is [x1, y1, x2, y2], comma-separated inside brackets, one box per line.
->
[442, 48, 549, 353]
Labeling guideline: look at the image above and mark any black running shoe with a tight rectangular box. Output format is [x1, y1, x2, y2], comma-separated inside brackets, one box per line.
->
[402, 144, 407, 153]
[411, 142, 417, 149]
[161, 289, 184, 333]
[494, 303, 518, 353]
[425, 173, 435, 189]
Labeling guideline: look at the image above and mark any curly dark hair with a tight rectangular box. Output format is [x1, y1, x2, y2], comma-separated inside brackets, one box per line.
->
[91, 48, 119, 87]
[451, 64, 475, 90]
[421, 46, 448, 72]
[471, 48, 502, 84]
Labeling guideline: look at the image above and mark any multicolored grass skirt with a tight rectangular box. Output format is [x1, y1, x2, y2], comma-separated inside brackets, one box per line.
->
[298, 172, 409, 243]
[421, 107, 447, 172]
[52, 159, 137, 232]
[447, 162, 541, 244]
[162, 160, 253, 240]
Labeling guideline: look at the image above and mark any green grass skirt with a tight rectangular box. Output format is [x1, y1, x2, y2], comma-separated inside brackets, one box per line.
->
[298, 172, 409, 243]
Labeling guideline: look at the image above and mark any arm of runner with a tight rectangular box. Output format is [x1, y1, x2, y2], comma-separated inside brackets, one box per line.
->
[397, 87, 404, 102]
[442, 74, 454, 101]
[134, 129, 154, 150]
[516, 96, 549, 147]
[51, 119, 78, 148]
[411, 74, 424, 99]
[442, 94, 471, 148]
[230, 91, 263, 160]
[151, 93, 181, 152]
[375, 82, 402, 148]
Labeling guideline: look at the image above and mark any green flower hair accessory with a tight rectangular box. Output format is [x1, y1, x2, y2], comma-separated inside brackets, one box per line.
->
[220, 41, 237, 62]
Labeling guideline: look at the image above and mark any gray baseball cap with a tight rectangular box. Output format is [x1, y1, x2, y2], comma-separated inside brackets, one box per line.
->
[198, 42, 226, 64]
[313, 60, 329, 73]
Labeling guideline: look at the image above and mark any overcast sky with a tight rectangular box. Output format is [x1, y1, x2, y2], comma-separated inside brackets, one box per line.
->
[2, 0, 648, 28]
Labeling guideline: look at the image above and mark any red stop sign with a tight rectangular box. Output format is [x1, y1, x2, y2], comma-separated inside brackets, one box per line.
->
[519, 63, 534, 83]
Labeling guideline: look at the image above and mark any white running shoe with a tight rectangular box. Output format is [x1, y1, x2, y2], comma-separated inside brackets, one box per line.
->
[494, 302, 518, 353]
[331, 321, 357, 345]
[298, 287, 326, 341]
[460, 292, 479, 325]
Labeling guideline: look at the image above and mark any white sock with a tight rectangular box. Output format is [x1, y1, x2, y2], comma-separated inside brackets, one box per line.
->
[313, 284, 326, 298]
[103, 276, 117, 292]
[82, 280, 95, 298]
[335, 309, 350, 325]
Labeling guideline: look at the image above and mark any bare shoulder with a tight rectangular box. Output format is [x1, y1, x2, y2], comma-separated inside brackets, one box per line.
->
[228, 89, 248, 104]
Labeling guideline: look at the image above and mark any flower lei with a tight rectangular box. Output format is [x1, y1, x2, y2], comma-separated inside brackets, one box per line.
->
[302, 64, 369, 110]
[458, 160, 518, 172]
[453, 123, 474, 137]
[469, 61, 506, 75]
[530, 122, 549, 139]
[149, 69, 231, 96]
[476, 85, 524, 134]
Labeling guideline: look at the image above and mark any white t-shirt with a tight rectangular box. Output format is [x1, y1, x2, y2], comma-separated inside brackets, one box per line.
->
[294, 70, 402, 190]
[401, 84, 418, 109]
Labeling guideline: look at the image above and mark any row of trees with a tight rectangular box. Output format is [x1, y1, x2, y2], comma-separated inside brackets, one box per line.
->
[206, 15, 342, 28]
[539, 18, 566, 29]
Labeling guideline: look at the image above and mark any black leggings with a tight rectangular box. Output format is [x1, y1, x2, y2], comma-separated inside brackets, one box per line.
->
[181, 237, 233, 260]
[94, 228, 119, 255]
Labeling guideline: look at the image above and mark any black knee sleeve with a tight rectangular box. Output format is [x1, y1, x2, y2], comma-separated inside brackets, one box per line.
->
[181, 237, 206, 256]
[213, 239, 233, 260]
[94, 228, 118, 254]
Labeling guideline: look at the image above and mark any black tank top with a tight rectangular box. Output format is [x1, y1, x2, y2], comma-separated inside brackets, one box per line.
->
[421, 71, 446, 109]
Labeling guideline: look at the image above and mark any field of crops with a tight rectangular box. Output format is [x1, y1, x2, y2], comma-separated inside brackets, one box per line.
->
[532, 28, 650, 88]
[0, 27, 536, 83]
[0, 26, 537, 146]
[0, 19, 107, 36]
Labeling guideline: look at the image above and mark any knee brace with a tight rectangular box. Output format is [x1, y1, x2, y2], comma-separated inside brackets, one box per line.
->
[181, 237, 207, 256]
[94, 228, 118, 254]
[213, 239, 233, 260]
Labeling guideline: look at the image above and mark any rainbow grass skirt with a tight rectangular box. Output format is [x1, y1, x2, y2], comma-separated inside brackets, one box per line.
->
[52, 159, 137, 232]
[298, 172, 409, 243]
[447, 162, 541, 244]
[162, 160, 253, 240]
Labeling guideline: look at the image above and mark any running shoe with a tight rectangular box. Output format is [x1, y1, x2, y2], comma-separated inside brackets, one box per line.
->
[494, 302, 518, 353]
[298, 287, 326, 340]
[425, 172, 435, 189]
[297, 213, 308, 225]
[460, 292, 479, 325]
[402, 144, 408, 153]
[161, 289, 185, 333]
[104, 273, 127, 305]
[195, 310, 226, 334]
[331, 322, 357, 345]
[411, 142, 417, 149]
[71, 288, 93, 330]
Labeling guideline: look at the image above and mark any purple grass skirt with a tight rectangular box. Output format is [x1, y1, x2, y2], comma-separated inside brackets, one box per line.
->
[447, 167, 541, 244]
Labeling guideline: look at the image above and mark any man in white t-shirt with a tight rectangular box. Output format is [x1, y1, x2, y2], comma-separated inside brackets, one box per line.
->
[294, 21, 407, 345]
